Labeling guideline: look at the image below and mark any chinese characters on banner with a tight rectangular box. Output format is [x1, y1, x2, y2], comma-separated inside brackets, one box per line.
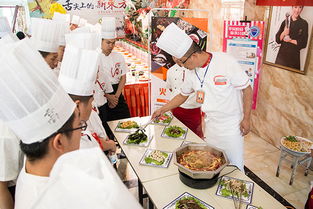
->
[223, 20, 265, 109]
[59, 0, 127, 37]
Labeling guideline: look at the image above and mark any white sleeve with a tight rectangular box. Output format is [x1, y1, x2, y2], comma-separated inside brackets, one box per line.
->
[227, 55, 251, 89]
[97, 69, 114, 93]
[166, 69, 172, 90]
[180, 70, 195, 96]
[118, 54, 128, 76]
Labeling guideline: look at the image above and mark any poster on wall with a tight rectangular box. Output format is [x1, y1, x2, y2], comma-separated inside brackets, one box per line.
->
[28, 0, 54, 19]
[59, 0, 126, 37]
[223, 20, 265, 110]
[150, 16, 208, 112]
[264, 6, 313, 74]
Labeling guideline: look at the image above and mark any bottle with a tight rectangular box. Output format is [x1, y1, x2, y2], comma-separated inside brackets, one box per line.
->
[109, 153, 117, 164]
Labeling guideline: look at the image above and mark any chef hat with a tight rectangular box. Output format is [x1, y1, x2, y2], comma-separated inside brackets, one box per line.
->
[30, 18, 61, 53]
[0, 33, 18, 44]
[53, 12, 70, 24]
[58, 45, 100, 96]
[0, 39, 76, 144]
[101, 16, 116, 39]
[71, 15, 80, 25]
[79, 18, 88, 27]
[65, 32, 100, 50]
[156, 23, 193, 59]
[0, 17, 11, 38]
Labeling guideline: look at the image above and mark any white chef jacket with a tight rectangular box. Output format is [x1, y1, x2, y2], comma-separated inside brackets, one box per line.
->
[100, 52, 128, 85]
[80, 109, 107, 149]
[15, 162, 49, 209]
[0, 121, 23, 186]
[166, 64, 201, 109]
[30, 148, 142, 209]
[181, 52, 250, 170]
[94, 69, 113, 107]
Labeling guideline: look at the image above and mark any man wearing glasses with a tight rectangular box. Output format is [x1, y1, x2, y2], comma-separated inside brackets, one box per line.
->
[153, 23, 253, 171]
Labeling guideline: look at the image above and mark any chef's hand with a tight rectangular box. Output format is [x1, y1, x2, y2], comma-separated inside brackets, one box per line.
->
[108, 101, 117, 109]
[240, 118, 250, 136]
[151, 108, 165, 120]
[106, 94, 118, 106]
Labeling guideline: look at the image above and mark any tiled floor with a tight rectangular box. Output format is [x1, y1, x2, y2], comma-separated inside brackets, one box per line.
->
[117, 132, 313, 209]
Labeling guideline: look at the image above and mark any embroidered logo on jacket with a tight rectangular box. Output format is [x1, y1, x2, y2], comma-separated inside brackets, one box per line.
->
[213, 75, 227, 85]
[111, 62, 121, 77]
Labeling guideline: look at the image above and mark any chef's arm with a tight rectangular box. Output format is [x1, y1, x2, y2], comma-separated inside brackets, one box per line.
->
[152, 93, 188, 119]
[115, 75, 126, 98]
[0, 181, 13, 209]
[240, 86, 253, 135]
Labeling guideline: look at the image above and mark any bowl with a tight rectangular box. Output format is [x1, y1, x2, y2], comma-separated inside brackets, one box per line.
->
[173, 143, 229, 179]
[280, 136, 312, 156]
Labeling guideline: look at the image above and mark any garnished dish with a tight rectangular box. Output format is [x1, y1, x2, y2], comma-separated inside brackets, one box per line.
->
[281, 136, 312, 153]
[115, 120, 139, 132]
[153, 112, 173, 125]
[124, 129, 152, 147]
[178, 150, 223, 171]
[246, 205, 263, 209]
[216, 176, 254, 204]
[163, 192, 214, 209]
[163, 126, 187, 139]
[118, 121, 139, 129]
[140, 149, 172, 168]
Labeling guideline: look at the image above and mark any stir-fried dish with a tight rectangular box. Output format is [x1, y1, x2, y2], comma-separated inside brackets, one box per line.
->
[118, 121, 139, 129]
[282, 136, 312, 152]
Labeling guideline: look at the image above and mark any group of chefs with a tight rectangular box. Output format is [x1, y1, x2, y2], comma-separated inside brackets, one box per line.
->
[0, 12, 252, 209]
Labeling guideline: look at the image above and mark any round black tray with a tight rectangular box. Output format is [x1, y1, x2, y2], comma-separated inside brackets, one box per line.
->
[179, 171, 219, 189]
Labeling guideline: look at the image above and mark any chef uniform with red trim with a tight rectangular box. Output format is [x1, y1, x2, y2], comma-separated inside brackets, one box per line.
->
[166, 64, 203, 138]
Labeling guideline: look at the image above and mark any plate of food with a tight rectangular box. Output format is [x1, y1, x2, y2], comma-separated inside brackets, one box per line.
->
[115, 120, 139, 132]
[140, 149, 172, 168]
[152, 112, 173, 126]
[123, 129, 152, 147]
[161, 125, 188, 140]
[216, 176, 254, 204]
[246, 205, 263, 209]
[281, 136, 313, 154]
[163, 192, 214, 209]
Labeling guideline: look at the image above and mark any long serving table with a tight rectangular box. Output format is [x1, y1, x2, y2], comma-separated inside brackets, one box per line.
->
[108, 116, 286, 209]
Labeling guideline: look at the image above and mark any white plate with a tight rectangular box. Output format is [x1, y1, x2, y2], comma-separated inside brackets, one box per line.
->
[280, 136, 312, 154]
[123, 133, 153, 147]
[114, 121, 139, 133]
[180, 141, 195, 147]
[151, 112, 173, 126]
[161, 126, 188, 140]
[163, 192, 214, 209]
[216, 176, 254, 204]
[139, 149, 172, 168]
[246, 205, 261, 209]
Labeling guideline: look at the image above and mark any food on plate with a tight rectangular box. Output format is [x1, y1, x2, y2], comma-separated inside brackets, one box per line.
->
[118, 121, 139, 129]
[282, 136, 312, 152]
[175, 196, 206, 209]
[126, 129, 147, 144]
[154, 113, 172, 124]
[220, 178, 249, 199]
[178, 150, 223, 171]
[144, 150, 168, 165]
[164, 125, 186, 138]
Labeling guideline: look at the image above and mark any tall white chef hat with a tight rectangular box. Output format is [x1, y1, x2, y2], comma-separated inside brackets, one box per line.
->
[156, 23, 193, 59]
[52, 13, 71, 46]
[101, 16, 116, 39]
[0, 17, 11, 38]
[0, 33, 18, 43]
[30, 18, 61, 53]
[58, 45, 100, 96]
[65, 32, 100, 50]
[0, 39, 76, 144]
[71, 15, 80, 25]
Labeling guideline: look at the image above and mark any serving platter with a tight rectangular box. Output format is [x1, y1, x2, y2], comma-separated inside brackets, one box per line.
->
[280, 136, 312, 155]
[151, 112, 173, 126]
[163, 192, 214, 209]
[215, 176, 254, 204]
[161, 125, 188, 140]
[123, 131, 153, 147]
[115, 120, 140, 133]
[139, 149, 172, 168]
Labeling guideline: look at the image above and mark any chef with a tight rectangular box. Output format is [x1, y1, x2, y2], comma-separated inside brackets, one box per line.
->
[30, 18, 62, 70]
[31, 148, 142, 209]
[99, 16, 130, 126]
[0, 39, 79, 209]
[60, 32, 116, 154]
[166, 62, 203, 138]
[153, 23, 253, 171]
[70, 15, 80, 31]
[0, 34, 23, 209]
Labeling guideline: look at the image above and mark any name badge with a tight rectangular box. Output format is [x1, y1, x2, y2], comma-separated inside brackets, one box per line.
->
[196, 90, 205, 104]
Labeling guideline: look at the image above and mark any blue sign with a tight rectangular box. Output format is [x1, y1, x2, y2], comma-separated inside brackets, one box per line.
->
[249, 26, 260, 37]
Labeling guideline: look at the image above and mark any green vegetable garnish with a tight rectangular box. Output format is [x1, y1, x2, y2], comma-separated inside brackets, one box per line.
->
[154, 113, 172, 124]
[127, 129, 147, 144]
[285, 136, 298, 142]
[175, 196, 207, 209]
[165, 125, 186, 138]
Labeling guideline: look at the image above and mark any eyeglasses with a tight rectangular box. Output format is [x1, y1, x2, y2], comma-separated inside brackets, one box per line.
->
[181, 51, 196, 64]
[57, 120, 88, 134]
